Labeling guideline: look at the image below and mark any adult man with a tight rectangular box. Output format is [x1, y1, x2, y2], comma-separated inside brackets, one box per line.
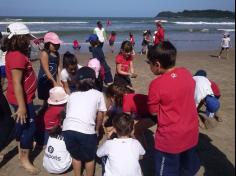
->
[94, 21, 107, 48]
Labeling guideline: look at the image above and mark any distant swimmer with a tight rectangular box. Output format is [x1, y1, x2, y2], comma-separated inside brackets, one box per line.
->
[107, 19, 112, 26]
[72, 39, 81, 50]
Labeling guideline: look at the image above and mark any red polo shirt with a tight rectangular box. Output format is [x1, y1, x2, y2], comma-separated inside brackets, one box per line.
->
[115, 54, 133, 73]
[148, 67, 199, 154]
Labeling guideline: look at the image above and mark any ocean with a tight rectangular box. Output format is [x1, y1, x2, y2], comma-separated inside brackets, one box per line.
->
[0, 16, 235, 54]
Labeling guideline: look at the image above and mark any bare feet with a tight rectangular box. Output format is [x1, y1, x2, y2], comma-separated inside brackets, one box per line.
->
[20, 158, 40, 175]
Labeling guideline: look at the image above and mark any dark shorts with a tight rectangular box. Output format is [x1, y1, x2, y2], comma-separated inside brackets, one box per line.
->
[63, 130, 97, 162]
[221, 47, 229, 50]
[37, 78, 53, 100]
[109, 40, 114, 46]
[12, 103, 36, 149]
[155, 147, 200, 176]
[0, 65, 6, 78]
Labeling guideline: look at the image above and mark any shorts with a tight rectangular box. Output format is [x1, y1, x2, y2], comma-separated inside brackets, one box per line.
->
[109, 40, 114, 46]
[0, 65, 6, 78]
[63, 130, 97, 162]
[12, 103, 36, 149]
[154, 147, 200, 176]
[221, 47, 229, 50]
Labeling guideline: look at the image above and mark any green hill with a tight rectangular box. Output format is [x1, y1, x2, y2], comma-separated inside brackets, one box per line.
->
[156, 10, 235, 18]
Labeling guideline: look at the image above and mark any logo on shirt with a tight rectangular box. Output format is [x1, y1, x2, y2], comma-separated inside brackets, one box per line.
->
[171, 73, 177, 78]
[48, 146, 54, 153]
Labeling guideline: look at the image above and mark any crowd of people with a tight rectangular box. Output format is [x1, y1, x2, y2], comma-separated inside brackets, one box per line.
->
[0, 20, 224, 176]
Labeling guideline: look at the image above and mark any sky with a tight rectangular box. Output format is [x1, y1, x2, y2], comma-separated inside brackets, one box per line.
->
[0, 0, 235, 17]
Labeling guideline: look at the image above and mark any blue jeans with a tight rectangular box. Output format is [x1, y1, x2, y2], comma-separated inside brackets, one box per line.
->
[12, 103, 36, 149]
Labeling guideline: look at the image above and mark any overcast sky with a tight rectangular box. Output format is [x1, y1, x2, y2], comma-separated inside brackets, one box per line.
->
[0, 0, 235, 17]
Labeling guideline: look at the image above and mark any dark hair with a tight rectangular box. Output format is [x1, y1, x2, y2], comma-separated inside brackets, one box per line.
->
[4, 35, 31, 56]
[43, 42, 60, 57]
[112, 113, 134, 137]
[77, 78, 95, 92]
[105, 83, 134, 108]
[63, 51, 77, 68]
[120, 40, 133, 53]
[147, 41, 177, 69]
[111, 31, 116, 36]
[0, 32, 2, 39]
[194, 69, 207, 77]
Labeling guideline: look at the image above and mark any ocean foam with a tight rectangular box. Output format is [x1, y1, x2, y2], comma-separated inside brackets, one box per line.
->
[217, 29, 235, 32]
[173, 21, 235, 25]
[0, 21, 89, 25]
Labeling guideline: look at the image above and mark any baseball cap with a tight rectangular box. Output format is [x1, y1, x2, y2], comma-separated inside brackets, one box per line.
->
[76, 66, 96, 81]
[6, 22, 36, 39]
[87, 58, 101, 78]
[47, 87, 69, 105]
[86, 34, 99, 42]
[44, 32, 63, 44]
[194, 70, 207, 77]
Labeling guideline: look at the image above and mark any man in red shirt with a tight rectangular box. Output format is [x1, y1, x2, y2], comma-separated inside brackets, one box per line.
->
[147, 41, 200, 175]
[154, 21, 165, 46]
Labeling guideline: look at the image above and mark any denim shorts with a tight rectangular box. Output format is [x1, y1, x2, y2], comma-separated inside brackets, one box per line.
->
[63, 130, 97, 162]
[154, 147, 200, 176]
[12, 103, 36, 149]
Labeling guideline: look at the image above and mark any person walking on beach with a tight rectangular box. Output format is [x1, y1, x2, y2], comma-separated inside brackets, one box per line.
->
[94, 21, 107, 48]
[154, 20, 165, 47]
[147, 41, 200, 176]
[218, 32, 231, 59]
[62, 67, 107, 176]
[37, 32, 63, 109]
[87, 34, 113, 86]
[108, 31, 116, 53]
[4, 22, 39, 174]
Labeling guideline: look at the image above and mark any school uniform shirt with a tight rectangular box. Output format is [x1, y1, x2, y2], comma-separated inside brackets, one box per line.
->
[193, 76, 214, 106]
[60, 64, 82, 88]
[154, 27, 164, 45]
[115, 54, 133, 73]
[5, 51, 37, 104]
[210, 80, 221, 98]
[97, 138, 145, 176]
[148, 67, 199, 154]
[122, 93, 149, 117]
[43, 135, 72, 174]
[221, 37, 230, 48]
[63, 89, 107, 134]
[94, 27, 106, 43]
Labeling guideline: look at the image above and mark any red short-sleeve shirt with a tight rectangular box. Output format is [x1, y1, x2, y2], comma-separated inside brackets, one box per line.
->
[123, 93, 149, 117]
[115, 54, 133, 73]
[210, 80, 221, 97]
[148, 67, 199, 154]
[5, 51, 37, 105]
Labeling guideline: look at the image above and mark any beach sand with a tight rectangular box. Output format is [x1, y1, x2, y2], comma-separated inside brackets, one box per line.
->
[0, 49, 235, 176]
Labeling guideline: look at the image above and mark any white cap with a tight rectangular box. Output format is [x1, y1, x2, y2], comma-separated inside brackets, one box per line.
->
[7, 22, 36, 39]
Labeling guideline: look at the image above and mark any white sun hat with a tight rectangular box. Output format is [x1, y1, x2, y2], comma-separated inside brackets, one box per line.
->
[6, 22, 36, 39]
[47, 87, 69, 105]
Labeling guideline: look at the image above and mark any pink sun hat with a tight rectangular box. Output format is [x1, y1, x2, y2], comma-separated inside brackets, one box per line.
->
[44, 32, 63, 44]
[87, 58, 101, 78]
[47, 87, 69, 105]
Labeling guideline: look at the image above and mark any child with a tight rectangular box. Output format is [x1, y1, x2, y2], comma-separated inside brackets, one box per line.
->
[147, 41, 200, 175]
[108, 31, 116, 53]
[4, 22, 39, 174]
[114, 41, 137, 88]
[87, 34, 113, 85]
[61, 51, 83, 94]
[62, 66, 107, 176]
[193, 70, 221, 125]
[154, 21, 165, 46]
[97, 113, 145, 176]
[218, 32, 231, 59]
[42, 87, 72, 174]
[141, 30, 151, 55]
[73, 39, 81, 50]
[129, 32, 135, 47]
[87, 58, 103, 92]
[37, 32, 63, 107]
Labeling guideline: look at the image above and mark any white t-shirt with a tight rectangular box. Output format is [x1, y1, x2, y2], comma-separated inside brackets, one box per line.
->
[0, 50, 6, 66]
[63, 89, 107, 134]
[221, 37, 231, 48]
[94, 27, 106, 43]
[97, 138, 145, 176]
[60, 64, 82, 82]
[43, 136, 72, 174]
[193, 76, 214, 106]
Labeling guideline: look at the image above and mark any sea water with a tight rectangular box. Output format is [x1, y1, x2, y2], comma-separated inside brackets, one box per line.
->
[0, 16, 235, 54]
